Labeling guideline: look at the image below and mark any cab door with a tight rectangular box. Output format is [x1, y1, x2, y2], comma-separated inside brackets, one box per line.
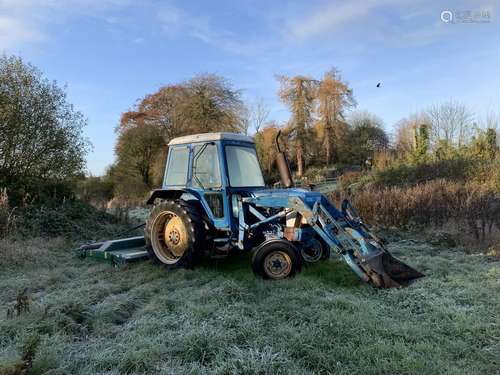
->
[190, 142, 229, 230]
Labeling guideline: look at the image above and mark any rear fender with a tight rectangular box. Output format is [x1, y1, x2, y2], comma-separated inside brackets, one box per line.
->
[146, 188, 206, 208]
[145, 188, 215, 228]
[146, 189, 185, 205]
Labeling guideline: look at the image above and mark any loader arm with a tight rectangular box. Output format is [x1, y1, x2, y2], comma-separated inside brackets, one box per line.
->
[240, 193, 423, 288]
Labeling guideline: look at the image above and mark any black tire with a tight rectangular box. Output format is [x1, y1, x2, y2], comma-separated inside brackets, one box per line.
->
[252, 240, 301, 279]
[300, 237, 331, 264]
[320, 237, 331, 260]
[145, 200, 207, 269]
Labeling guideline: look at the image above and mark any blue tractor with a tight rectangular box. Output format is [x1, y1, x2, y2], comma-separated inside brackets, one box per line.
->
[140, 132, 423, 288]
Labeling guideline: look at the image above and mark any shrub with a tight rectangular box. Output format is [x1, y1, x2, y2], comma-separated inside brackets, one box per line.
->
[373, 149, 397, 170]
[337, 171, 362, 189]
[12, 200, 127, 240]
[302, 166, 330, 182]
[75, 176, 114, 210]
[329, 180, 500, 242]
[371, 156, 480, 187]
[467, 156, 500, 190]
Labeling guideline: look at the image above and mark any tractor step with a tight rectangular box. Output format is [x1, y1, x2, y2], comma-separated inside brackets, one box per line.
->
[78, 236, 149, 265]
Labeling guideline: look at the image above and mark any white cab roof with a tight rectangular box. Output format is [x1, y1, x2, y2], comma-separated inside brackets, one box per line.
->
[168, 132, 254, 146]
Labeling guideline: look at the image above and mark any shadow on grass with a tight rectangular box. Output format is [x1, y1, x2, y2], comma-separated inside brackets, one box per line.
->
[300, 260, 362, 288]
[196, 252, 363, 288]
[196, 252, 253, 280]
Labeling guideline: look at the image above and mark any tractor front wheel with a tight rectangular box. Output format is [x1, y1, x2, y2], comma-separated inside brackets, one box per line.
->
[252, 240, 301, 280]
[145, 200, 206, 269]
[300, 237, 330, 264]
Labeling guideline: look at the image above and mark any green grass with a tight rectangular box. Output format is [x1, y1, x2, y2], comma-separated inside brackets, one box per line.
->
[0, 236, 499, 374]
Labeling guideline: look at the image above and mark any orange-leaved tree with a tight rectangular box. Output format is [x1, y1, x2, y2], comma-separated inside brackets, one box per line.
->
[317, 68, 356, 165]
[277, 75, 318, 178]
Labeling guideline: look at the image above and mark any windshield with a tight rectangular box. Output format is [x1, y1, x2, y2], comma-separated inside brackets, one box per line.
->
[225, 145, 265, 187]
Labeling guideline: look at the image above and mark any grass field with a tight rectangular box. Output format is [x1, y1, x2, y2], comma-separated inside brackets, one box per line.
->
[0, 234, 499, 375]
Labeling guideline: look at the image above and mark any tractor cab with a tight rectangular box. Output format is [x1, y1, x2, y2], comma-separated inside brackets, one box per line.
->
[161, 133, 266, 231]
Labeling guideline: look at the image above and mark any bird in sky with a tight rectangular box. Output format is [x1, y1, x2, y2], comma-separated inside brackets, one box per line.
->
[376, 82, 381, 88]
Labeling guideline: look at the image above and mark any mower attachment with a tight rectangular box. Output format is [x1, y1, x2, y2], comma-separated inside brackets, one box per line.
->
[78, 236, 148, 265]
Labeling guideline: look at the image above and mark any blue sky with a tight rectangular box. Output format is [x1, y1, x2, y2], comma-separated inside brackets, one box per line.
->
[1, 0, 499, 175]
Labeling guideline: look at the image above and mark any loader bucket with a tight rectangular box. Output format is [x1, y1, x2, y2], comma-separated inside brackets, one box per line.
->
[358, 250, 424, 288]
[340, 227, 424, 288]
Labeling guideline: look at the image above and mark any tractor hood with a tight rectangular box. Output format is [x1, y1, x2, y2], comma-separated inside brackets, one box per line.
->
[249, 188, 343, 219]
[251, 188, 323, 203]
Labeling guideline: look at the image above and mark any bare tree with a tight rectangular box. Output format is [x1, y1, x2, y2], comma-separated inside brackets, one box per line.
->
[482, 110, 499, 131]
[249, 97, 270, 134]
[426, 101, 474, 147]
[238, 105, 251, 135]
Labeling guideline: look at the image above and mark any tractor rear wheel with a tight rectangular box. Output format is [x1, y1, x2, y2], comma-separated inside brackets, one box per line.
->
[252, 240, 301, 280]
[145, 200, 206, 269]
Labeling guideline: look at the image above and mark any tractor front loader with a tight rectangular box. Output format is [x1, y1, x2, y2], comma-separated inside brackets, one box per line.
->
[80, 132, 423, 288]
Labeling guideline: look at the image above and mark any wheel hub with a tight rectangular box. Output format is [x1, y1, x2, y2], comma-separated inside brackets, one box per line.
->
[163, 215, 188, 258]
[168, 229, 180, 245]
[272, 259, 283, 269]
[264, 251, 292, 279]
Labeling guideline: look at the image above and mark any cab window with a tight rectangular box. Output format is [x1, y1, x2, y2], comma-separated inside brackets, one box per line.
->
[192, 143, 222, 189]
[164, 147, 189, 186]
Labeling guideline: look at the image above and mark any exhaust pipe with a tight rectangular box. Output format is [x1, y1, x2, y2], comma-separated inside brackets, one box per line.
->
[275, 130, 294, 188]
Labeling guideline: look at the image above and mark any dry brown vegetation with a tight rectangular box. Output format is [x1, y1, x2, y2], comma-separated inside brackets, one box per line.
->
[0, 189, 10, 237]
[330, 179, 500, 246]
